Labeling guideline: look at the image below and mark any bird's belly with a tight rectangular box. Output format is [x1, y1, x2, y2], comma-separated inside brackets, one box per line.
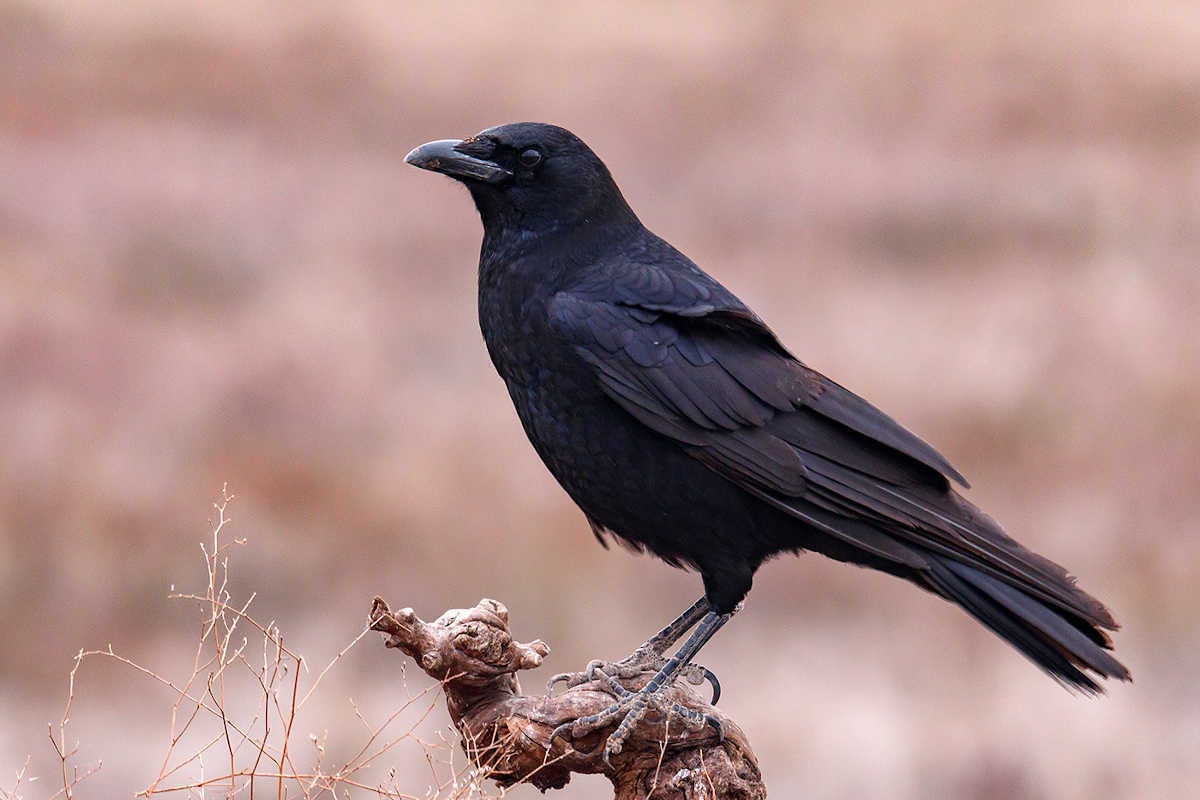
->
[508, 377, 765, 570]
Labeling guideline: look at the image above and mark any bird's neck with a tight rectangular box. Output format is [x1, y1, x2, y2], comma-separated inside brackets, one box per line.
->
[478, 207, 642, 278]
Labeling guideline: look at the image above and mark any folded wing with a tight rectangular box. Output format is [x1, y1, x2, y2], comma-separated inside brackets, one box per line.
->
[550, 280, 1127, 690]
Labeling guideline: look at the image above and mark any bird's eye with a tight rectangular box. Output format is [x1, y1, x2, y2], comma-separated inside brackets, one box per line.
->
[518, 148, 543, 168]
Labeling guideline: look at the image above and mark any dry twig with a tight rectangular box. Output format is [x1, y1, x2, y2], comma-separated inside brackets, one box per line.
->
[28, 486, 500, 800]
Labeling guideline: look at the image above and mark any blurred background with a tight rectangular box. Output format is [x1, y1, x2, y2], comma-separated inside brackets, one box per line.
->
[2, 2, 1198, 798]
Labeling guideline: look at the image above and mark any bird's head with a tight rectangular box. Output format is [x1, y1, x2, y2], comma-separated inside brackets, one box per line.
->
[405, 122, 637, 243]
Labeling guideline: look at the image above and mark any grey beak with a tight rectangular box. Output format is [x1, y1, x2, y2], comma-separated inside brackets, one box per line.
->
[404, 139, 513, 184]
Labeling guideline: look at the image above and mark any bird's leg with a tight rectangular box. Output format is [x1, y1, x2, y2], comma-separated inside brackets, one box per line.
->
[546, 597, 716, 696]
[551, 609, 732, 765]
[639, 596, 712, 655]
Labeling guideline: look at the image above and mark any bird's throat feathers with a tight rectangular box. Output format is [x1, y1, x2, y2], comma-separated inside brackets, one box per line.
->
[470, 182, 641, 269]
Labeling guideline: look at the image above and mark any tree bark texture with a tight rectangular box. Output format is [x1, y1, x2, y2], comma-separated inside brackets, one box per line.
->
[369, 597, 765, 799]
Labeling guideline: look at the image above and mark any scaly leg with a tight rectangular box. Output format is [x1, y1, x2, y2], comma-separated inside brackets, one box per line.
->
[546, 597, 720, 700]
[551, 609, 732, 765]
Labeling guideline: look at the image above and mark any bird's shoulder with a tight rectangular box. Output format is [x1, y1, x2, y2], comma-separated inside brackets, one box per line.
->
[547, 233, 968, 490]
[548, 230, 803, 405]
[561, 231, 755, 318]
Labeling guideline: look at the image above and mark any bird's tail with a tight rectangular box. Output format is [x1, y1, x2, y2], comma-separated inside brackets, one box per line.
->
[922, 556, 1131, 693]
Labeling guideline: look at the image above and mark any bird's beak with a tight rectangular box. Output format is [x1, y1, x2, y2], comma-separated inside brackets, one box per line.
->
[404, 139, 512, 184]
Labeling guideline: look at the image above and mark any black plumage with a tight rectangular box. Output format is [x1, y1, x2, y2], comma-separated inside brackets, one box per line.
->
[405, 123, 1129, 699]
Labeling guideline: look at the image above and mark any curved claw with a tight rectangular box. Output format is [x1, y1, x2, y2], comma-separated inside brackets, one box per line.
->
[701, 666, 721, 705]
[548, 721, 573, 747]
[548, 659, 618, 691]
[680, 664, 722, 704]
[546, 659, 611, 694]
[705, 713, 725, 743]
[545, 673, 573, 694]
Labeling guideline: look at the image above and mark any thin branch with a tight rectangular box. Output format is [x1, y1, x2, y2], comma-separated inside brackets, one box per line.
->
[44, 486, 485, 800]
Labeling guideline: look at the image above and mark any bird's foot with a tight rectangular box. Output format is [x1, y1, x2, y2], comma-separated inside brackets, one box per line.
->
[549, 679, 723, 768]
[545, 645, 660, 691]
[546, 647, 721, 703]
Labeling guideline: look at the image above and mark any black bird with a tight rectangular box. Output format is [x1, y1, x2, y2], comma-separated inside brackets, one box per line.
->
[405, 123, 1129, 757]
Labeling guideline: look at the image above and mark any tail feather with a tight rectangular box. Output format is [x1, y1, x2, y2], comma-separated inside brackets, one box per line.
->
[924, 557, 1131, 693]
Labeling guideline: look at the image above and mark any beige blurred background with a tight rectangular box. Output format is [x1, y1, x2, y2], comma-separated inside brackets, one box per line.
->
[2, 2, 1198, 798]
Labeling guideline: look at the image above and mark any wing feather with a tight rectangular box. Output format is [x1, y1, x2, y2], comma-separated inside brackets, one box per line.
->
[549, 287, 1114, 629]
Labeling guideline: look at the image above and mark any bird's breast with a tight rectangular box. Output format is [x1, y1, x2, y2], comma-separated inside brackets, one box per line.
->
[475, 251, 764, 570]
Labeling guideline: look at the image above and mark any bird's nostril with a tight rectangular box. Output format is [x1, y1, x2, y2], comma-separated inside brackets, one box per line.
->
[455, 136, 496, 159]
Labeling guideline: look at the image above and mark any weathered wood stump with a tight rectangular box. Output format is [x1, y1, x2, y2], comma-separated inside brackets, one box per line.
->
[369, 597, 765, 799]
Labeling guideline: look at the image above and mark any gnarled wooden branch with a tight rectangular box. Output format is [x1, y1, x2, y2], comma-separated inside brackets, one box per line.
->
[368, 597, 765, 799]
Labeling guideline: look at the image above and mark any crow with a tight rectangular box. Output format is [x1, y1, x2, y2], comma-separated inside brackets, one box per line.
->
[405, 122, 1129, 758]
